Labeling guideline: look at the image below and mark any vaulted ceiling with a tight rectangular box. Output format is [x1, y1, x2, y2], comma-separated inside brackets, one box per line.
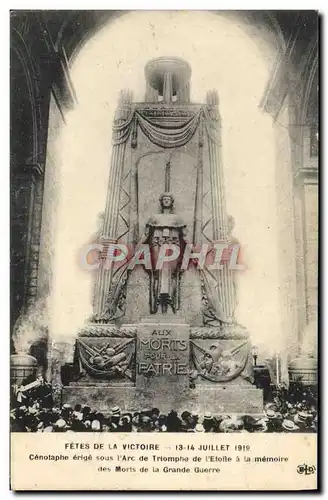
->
[10, 9, 319, 169]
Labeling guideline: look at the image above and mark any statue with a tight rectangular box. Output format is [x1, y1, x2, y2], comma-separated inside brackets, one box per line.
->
[145, 192, 187, 314]
[97, 191, 187, 320]
[97, 189, 231, 323]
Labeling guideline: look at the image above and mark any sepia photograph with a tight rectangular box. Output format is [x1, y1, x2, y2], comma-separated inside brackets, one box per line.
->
[10, 9, 319, 490]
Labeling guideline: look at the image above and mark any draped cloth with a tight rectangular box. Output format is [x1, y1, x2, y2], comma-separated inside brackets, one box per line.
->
[99, 102, 226, 323]
[112, 106, 219, 148]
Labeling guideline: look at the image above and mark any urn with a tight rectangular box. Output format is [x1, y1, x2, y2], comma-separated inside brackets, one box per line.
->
[288, 354, 317, 386]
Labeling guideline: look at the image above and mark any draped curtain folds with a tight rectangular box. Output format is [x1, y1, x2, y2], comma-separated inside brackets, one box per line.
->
[112, 106, 219, 148]
[98, 103, 225, 321]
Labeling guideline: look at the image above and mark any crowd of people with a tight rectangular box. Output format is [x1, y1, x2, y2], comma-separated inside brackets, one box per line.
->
[10, 379, 317, 433]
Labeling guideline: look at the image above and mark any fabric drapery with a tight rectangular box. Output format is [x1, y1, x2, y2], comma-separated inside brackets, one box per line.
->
[112, 110, 135, 145]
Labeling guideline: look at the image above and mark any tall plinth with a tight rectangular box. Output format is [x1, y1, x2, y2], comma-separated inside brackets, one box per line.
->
[59, 56, 263, 416]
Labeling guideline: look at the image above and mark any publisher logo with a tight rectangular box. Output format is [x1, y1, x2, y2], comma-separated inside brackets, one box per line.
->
[297, 464, 316, 475]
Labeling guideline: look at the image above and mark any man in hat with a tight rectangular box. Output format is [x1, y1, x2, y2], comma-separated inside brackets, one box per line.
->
[150, 408, 160, 431]
[37, 421, 44, 432]
[156, 414, 167, 432]
[110, 405, 121, 425]
[211, 415, 224, 433]
[140, 408, 152, 417]
[38, 408, 53, 429]
[111, 406, 121, 418]
[139, 415, 153, 432]
[132, 411, 140, 427]
[83, 420, 92, 431]
[265, 408, 283, 432]
[95, 412, 105, 425]
[243, 415, 267, 433]
[91, 420, 101, 432]
[11, 408, 26, 432]
[282, 419, 299, 432]
[118, 414, 132, 432]
[24, 405, 40, 432]
[82, 405, 91, 419]
[189, 411, 199, 429]
[109, 406, 121, 431]
[89, 410, 98, 423]
[180, 411, 192, 432]
[61, 404, 73, 426]
[43, 425, 54, 432]
[54, 419, 68, 432]
[202, 413, 215, 432]
[294, 411, 313, 432]
[219, 416, 244, 433]
[151, 408, 160, 420]
[71, 409, 85, 432]
[166, 410, 182, 432]
[37, 379, 53, 409]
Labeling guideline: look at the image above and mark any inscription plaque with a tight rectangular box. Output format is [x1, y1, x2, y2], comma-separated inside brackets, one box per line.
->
[136, 318, 190, 395]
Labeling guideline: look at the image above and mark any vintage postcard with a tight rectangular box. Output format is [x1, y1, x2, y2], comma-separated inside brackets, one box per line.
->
[10, 10, 318, 491]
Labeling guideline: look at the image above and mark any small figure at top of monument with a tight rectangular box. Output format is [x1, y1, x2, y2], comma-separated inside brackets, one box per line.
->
[145, 192, 187, 314]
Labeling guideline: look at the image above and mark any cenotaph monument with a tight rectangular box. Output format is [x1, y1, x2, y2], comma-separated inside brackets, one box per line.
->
[62, 57, 263, 414]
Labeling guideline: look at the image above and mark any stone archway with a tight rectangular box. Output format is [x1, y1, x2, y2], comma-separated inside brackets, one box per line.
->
[43, 12, 294, 375]
[10, 28, 43, 331]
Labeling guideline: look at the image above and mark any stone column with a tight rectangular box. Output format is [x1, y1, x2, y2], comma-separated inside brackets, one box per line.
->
[273, 100, 299, 360]
[177, 82, 190, 103]
[205, 90, 235, 319]
[193, 116, 204, 243]
[292, 124, 318, 357]
[145, 84, 159, 103]
[94, 91, 132, 318]
[128, 137, 140, 246]
[11, 164, 44, 324]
